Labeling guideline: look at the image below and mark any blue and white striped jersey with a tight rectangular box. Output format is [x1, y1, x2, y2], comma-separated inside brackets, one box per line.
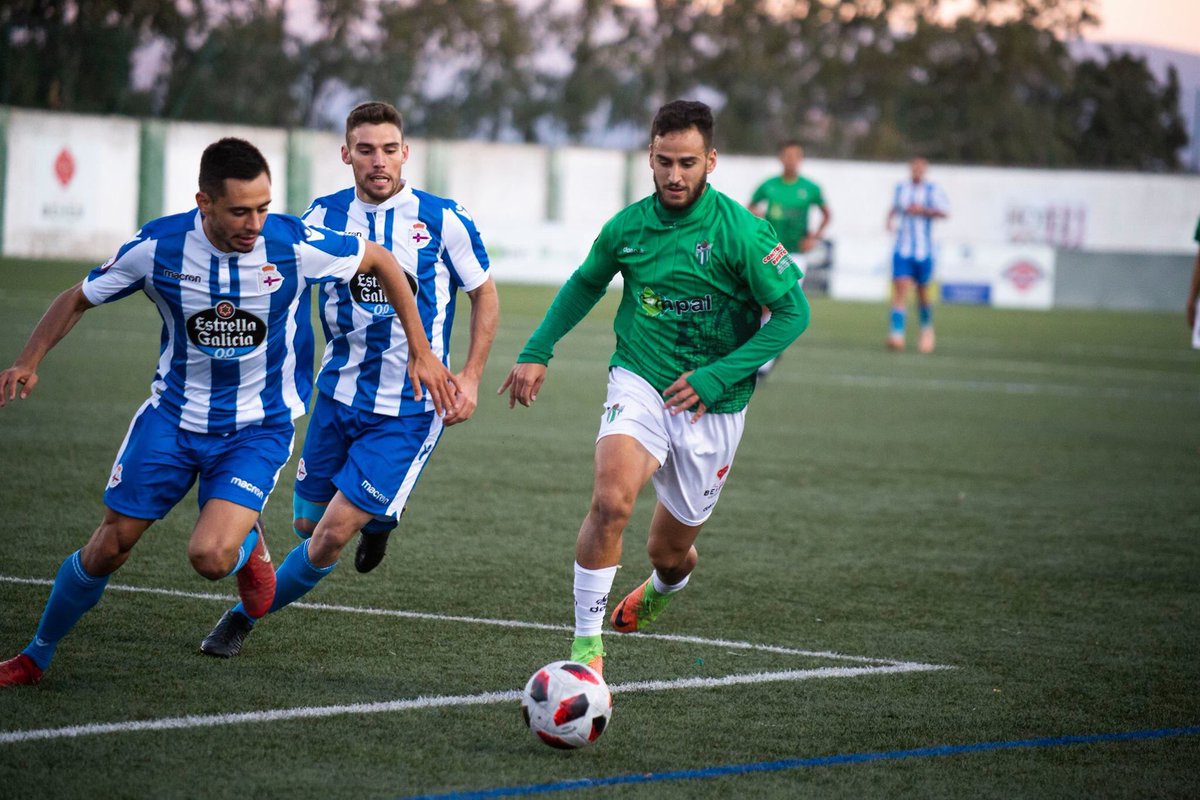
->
[302, 182, 491, 417]
[891, 181, 949, 261]
[82, 208, 365, 434]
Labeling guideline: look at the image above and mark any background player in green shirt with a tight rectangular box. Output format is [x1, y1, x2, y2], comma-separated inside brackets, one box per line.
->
[748, 141, 831, 256]
[1188, 215, 1200, 348]
[748, 141, 828, 379]
[499, 101, 810, 676]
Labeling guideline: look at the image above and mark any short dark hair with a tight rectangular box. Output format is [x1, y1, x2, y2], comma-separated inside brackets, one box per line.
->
[198, 138, 270, 198]
[346, 101, 405, 141]
[651, 100, 714, 151]
[779, 139, 803, 151]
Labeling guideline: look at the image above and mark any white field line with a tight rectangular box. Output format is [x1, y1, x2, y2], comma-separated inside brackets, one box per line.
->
[0, 575, 932, 668]
[0, 662, 950, 745]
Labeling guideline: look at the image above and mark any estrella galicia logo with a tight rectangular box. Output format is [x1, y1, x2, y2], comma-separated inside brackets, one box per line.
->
[350, 273, 395, 317]
[638, 286, 713, 318]
[187, 301, 266, 359]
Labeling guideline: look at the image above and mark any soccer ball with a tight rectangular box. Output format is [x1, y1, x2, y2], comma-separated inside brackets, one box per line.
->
[520, 660, 612, 749]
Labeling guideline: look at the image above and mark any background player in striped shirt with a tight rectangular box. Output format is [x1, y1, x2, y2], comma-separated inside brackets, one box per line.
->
[886, 157, 949, 353]
[500, 101, 809, 675]
[0, 138, 453, 687]
[200, 102, 497, 657]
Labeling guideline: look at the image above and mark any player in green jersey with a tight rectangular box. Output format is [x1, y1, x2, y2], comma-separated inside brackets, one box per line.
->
[748, 141, 830, 256]
[748, 141, 828, 379]
[499, 100, 811, 676]
[1188, 215, 1200, 349]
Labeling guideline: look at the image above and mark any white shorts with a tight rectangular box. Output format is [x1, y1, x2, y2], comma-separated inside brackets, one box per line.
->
[596, 367, 746, 526]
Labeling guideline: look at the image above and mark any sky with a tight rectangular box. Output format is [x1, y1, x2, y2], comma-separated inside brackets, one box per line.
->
[1087, 0, 1200, 55]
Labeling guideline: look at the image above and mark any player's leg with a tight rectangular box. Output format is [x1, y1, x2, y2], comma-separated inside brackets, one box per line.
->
[571, 368, 668, 674]
[610, 503, 702, 634]
[290, 394, 350, 541]
[0, 510, 155, 687]
[2, 401, 187, 686]
[915, 263, 935, 353]
[889, 255, 913, 351]
[610, 405, 745, 635]
[189, 421, 294, 618]
[202, 407, 439, 657]
[572, 434, 660, 673]
[200, 491, 372, 659]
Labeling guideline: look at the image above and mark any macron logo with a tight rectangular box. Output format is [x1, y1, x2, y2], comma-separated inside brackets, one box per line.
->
[361, 480, 391, 504]
[229, 476, 265, 500]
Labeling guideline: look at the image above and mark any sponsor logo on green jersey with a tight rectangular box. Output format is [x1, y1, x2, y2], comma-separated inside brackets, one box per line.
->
[638, 286, 713, 317]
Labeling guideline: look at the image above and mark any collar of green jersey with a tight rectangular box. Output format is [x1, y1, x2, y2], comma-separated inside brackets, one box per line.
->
[653, 183, 715, 225]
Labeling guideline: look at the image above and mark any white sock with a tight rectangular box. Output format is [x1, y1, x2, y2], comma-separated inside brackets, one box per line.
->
[651, 570, 690, 595]
[573, 562, 618, 638]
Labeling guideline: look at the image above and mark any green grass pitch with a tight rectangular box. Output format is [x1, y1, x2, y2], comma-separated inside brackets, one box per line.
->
[0, 259, 1197, 798]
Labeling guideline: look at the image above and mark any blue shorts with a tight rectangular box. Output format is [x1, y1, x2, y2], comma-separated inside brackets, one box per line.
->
[892, 254, 934, 285]
[294, 392, 444, 520]
[103, 400, 295, 519]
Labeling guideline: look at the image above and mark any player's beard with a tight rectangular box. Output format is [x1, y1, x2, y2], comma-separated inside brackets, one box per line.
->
[655, 172, 708, 211]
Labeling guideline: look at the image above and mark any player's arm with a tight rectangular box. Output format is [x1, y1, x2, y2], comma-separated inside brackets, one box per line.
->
[805, 203, 831, 252]
[499, 225, 618, 409]
[498, 269, 609, 408]
[664, 284, 810, 422]
[747, 183, 768, 218]
[359, 241, 459, 417]
[443, 277, 499, 426]
[1187, 243, 1200, 330]
[0, 282, 95, 405]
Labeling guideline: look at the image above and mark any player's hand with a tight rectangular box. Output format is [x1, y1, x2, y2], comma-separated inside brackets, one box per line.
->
[662, 371, 706, 423]
[442, 371, 480, 426]
[498, 362, 547, 409]
[800, 235, 817, 253]
[407, 348, 459, 418]
[0, 364, 38, 407]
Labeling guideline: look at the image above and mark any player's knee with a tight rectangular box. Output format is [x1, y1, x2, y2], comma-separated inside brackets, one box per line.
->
[293, 493, 327, 540]
[589, 487, 636, 533]
[187, 544, 233, 581]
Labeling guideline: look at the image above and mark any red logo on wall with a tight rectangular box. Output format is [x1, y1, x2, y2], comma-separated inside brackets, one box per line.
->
[1002, 261, 1044, 292]
[54, 148, 76, 187]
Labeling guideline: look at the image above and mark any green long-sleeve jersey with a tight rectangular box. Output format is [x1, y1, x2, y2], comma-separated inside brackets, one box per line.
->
[518, 185, 810, 413]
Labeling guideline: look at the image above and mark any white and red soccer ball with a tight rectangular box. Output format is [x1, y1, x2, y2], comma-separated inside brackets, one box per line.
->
[520, 660, 612, 749]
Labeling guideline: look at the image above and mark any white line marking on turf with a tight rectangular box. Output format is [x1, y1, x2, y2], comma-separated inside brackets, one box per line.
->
[0, 575, 928, 667]
[0, 663, 950, 745]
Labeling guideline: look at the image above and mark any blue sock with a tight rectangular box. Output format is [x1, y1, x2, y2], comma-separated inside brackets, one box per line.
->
[22, 551, 110, 670]
[224, 525, 259, 577]
[890, 308, 906, 336]
[231, 539, 334, 619]
[918, 304, 932, 328]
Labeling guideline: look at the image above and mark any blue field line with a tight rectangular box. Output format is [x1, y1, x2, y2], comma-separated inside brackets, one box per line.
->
[401, 725, 1200, 800]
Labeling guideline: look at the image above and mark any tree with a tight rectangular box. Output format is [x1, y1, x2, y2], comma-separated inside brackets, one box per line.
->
[1064, 52, 1188, 171]
[0, 0, 179, 114]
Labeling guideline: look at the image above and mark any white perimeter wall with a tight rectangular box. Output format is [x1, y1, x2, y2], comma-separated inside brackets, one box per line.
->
[3, 109, 1198, 299]
[161, 122, 289, 218]
[3, 110, 140, 259]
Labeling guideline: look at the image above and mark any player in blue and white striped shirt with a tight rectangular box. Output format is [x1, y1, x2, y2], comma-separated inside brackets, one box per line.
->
[886, 157, 949, 353]
[199, 103, 498, 657]
[0, 138, 455, 687]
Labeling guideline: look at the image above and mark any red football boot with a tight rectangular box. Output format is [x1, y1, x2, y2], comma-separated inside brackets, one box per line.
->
[0, 654, 43, 687]
[236, 518, 276, 619]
